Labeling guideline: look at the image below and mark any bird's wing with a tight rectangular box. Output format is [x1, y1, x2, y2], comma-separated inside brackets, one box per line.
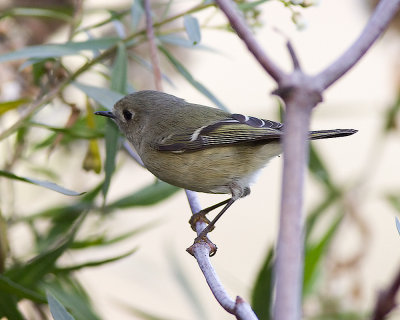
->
[156, 113, 284, 152]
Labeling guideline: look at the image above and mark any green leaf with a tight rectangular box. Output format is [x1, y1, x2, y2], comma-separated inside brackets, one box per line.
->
[184, 15, 201, 45]
[131, 0, 144, 30]
[102, 122, 119, 201]
[308, 145, 336, 191]
[387, 194, 400, 213]
[47, 292, 75, 320]
[55, 247, 137, 273]
[30, 122, 104, 139]
[251, 247, 274, 320]
[303, 213, 343, 295]
[158, 34, 207, 49]
[44, 276, 100, 320]
[71, 220, 160, 249]
[5, 212, 87, 287]
[0, 295, 24, 320]
[0, 98, 30, 116]
[158, 45, 228, 111]
[128, 52, 174, 86]
[305, 189, 341, 241]
[0, 38, 120, 63]
[111, 42, 128, 93]
[383, 90, 400, 132]
[73, 82, 123, 108]
[123, 305, 178, 320]
[0, 170, 84, 196]
[106, 181, 180, 209]
[101, 42, 128, 201]
[238, 0, 270, 11]
[0, 7, 72, 22]
[0, 273, 46, 303]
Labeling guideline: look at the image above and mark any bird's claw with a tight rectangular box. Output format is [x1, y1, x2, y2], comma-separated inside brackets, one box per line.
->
[189, 211, 214, 232]
[186, 235, 218, 257]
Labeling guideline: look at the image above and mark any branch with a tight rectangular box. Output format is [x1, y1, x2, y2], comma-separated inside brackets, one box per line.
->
[184, 191, 258, 320]
[371, 263, 400, 320]
[213, 2, 399, 320]
[316, 0, 400, 89]
[274, 91, 314, 320]
[215, 0, 287, 84]
[143, 0, 163, 91]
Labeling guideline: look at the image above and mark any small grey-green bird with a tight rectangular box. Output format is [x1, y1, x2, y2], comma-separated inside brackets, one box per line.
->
[95, 90, 356, 238]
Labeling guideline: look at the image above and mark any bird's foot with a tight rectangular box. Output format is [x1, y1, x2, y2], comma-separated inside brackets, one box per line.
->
[186, 234, 218, 257]
[189, 210, 215, 232]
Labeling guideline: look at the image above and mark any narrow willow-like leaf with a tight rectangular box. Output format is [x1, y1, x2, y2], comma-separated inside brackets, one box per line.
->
[102, 42, 128, 200]
[387, 194, 400, 213]
[0, 170, 84, 196]
[238, 0, 270, 11]
[71, 220, 160, 249]
[0, 274, 46, 303]
[383, 83, 400, 132]
[0, 38, 120, 63]
[44, 275, 100, 320]
[309, 145, 336, 191]
[47, 292, 75, 320]
[158, 45, 228, 111]
[106, 181, 179, 209]
[0, 295, 24, 320]
[305, 189, 340, 241]
[184, 15, 201, 45]
[396, 217, 400, 235]
[0, 99, 30, 116]
[251, 247, 274, 320]
[131, 0, 144, 30]
[73, 82, 123, 108]
[111, 42, 128, 94]
[5, 212, 87, 287]
[1, 7, 72, 21]
[303, 213, 343, 295]
[30, 122, 103, 139]
[55, 248, 137, 272]
[129, 52, 174, 86]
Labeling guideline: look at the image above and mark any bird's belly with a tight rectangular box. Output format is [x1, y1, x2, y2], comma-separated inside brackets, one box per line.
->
[142, 143, 282, 195]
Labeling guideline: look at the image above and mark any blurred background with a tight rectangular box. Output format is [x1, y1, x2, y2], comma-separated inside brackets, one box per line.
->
[0, 0, 399, 319]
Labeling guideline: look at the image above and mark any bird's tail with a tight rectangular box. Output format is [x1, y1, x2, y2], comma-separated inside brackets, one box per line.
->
[309, 129, 358, 140]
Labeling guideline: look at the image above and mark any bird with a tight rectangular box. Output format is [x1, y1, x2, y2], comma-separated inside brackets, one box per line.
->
[95, 90, 357, 241]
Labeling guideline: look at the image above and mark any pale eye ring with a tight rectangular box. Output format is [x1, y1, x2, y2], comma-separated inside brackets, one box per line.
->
[123, 109, 133, 121]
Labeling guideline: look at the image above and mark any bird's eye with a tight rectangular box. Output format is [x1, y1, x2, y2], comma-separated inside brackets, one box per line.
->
[123, 109, 133, 121]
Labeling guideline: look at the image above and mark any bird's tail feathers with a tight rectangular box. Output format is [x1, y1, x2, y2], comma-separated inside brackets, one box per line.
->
[309, 129, 357, 140]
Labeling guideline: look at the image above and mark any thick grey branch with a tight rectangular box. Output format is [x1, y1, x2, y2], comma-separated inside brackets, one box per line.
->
[316, 0, 400, 89]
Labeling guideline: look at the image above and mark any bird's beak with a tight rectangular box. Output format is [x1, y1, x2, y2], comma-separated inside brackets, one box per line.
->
[94, 111, 116, 119]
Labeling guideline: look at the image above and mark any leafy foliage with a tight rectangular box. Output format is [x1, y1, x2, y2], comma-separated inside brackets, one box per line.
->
[0, 0, 395, 319]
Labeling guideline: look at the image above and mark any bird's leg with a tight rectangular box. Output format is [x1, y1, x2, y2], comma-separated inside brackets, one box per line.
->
[189, 198, 231, 231]
[196, 198, 236, 240]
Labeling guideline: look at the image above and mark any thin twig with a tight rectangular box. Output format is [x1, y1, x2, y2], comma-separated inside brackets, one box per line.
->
[0, 82, 64, 141]
[371, 263, 400, 320]
[143, 0, 163, 91]
[215, 0, 286, 84]
[316, 0, 400, 90]
[184, 190, 257, 319]
[287, 40, 301, 71]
